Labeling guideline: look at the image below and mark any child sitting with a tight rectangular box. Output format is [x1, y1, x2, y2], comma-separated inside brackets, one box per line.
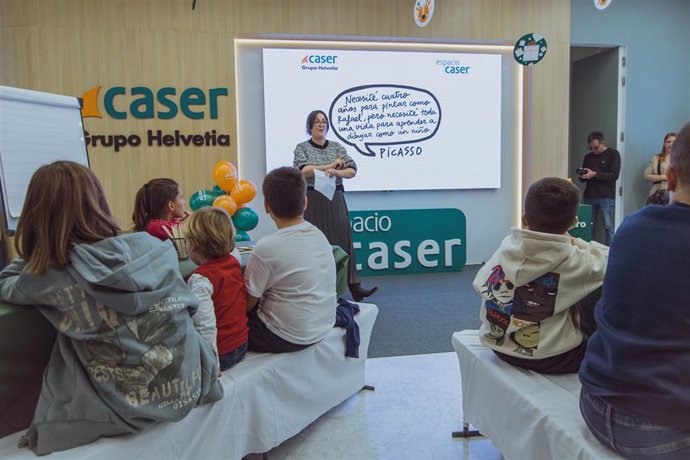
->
[0, 161, 222, 454]
[132, 178, 188, 240]
[184, 207, 248, 371]
[244, 166, 337, 353]
[473, 177, 609, 374]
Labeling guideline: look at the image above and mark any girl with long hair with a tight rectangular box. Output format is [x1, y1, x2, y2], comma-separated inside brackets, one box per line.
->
[0, 161, 222, 454]
[132, 178, 188, 239]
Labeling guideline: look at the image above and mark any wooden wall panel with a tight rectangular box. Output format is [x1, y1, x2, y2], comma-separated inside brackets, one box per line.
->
[1, 0, 570, 229]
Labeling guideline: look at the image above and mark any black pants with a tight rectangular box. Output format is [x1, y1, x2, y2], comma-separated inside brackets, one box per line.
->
[247, 309, 311, 353]
[304, 188, 360, 286]
[494, 341, 587, 374]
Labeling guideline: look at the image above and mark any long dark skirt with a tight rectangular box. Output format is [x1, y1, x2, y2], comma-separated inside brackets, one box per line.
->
[305, 188, 360, 286]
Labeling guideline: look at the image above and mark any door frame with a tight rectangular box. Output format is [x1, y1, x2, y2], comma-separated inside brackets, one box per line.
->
[569, 44, 627, 231]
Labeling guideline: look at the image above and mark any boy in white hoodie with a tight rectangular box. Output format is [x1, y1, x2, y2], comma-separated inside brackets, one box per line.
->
[473, 177, 609, 374]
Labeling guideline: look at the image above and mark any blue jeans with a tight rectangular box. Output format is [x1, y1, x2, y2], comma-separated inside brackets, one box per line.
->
[580, 390, 690, 459]
[218, 342, 247, 371]
[584, 197, 615, 246]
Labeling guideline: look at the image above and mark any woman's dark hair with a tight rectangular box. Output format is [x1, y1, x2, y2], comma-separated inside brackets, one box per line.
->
[263, 166, 306, 218]
[16, 161, 120, 274]
[305, 110, 329, 136]
[132, 178, 179, 231]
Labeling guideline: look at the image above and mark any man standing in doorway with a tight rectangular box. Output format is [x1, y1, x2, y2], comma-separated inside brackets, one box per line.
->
[579, 131, 621, 246]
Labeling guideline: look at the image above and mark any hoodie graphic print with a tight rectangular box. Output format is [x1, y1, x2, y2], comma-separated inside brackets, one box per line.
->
[0, 233, 223, 454]
[473, 228, 608, 360]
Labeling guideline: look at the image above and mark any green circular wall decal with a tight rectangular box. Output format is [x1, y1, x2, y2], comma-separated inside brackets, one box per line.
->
[513, 33, 548, 66]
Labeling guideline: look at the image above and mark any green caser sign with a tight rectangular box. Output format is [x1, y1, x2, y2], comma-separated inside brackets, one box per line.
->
[350, 208, 466, 276]
[568, 204, 593, 242]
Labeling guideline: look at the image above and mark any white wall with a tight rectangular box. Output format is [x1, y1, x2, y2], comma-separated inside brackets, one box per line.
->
[571, 0, 690, 215]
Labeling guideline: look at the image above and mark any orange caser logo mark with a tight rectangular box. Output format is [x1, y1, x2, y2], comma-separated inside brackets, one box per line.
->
[81, 85, 102, 118]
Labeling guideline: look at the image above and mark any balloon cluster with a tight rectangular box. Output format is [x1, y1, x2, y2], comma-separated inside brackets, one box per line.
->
[189, 161, 259, 242]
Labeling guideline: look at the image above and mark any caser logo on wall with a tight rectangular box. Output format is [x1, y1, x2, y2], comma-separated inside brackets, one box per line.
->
[80, 85, 231, 152]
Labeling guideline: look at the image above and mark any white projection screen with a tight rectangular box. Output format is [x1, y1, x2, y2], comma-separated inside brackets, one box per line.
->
[262, 48, 502, 192]
[236, 38, 524, 264]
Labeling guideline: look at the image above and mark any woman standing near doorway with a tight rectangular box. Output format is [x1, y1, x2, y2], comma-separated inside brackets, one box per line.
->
[643, 132, 676, 205]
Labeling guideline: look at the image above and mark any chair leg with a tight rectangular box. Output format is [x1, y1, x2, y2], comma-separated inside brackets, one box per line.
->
[452, 422, 482, 438]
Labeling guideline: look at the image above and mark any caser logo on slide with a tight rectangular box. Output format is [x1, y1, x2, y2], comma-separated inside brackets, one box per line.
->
[80, 85, 228, 119]
[300, 54, 339, 72]
[301, 54, 338, 64]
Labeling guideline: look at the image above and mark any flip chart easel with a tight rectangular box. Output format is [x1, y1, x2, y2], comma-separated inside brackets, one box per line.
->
[0, 85, 89, 235]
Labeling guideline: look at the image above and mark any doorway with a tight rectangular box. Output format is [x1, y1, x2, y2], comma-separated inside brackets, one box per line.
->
[569, 45, 626, 244]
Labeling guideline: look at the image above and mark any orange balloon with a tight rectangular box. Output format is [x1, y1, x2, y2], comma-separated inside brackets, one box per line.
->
[230, 179, 257, 205]
[212, 161, 238, 192]
[212, 195, 237, 217]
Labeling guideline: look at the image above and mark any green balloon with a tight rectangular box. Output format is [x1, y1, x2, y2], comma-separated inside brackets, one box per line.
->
[235, 230, 251, 242]
[232, 207, 259, 232]
[189, 189, 219, 211]
[212, 184, 225, 195]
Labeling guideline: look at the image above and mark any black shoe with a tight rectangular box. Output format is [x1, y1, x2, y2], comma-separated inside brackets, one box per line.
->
[349, 284, 379, 302]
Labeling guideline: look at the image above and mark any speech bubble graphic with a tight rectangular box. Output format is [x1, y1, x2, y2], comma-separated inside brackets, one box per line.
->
[328, 84, 442, 157]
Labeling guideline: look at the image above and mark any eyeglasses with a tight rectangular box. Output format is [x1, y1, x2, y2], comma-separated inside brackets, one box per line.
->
[313, 120, 328, 126]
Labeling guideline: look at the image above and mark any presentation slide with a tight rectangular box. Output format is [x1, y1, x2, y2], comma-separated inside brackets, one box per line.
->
[262, 48, 502, 192]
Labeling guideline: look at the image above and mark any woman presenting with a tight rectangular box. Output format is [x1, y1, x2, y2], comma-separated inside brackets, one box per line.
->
[643, 132, 676, 205]
[293, 109, 378, 302]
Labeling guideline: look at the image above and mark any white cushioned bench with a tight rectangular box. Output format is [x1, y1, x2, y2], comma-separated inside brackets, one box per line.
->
[452, 330, 622, 460]
[0, 303, 378, 460]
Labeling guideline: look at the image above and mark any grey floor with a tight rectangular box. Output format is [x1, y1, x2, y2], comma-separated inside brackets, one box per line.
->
[249, 265, 502, 460]
[249, 352, 502, 460]
[358, 264, 483, 358]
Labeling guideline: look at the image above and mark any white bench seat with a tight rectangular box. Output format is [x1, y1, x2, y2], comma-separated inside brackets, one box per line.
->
[0, 303, 378, 460]
[452, 330, 622, 460]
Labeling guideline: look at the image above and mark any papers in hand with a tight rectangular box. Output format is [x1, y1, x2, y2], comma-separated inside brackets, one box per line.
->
[313, 169, 336, 201]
